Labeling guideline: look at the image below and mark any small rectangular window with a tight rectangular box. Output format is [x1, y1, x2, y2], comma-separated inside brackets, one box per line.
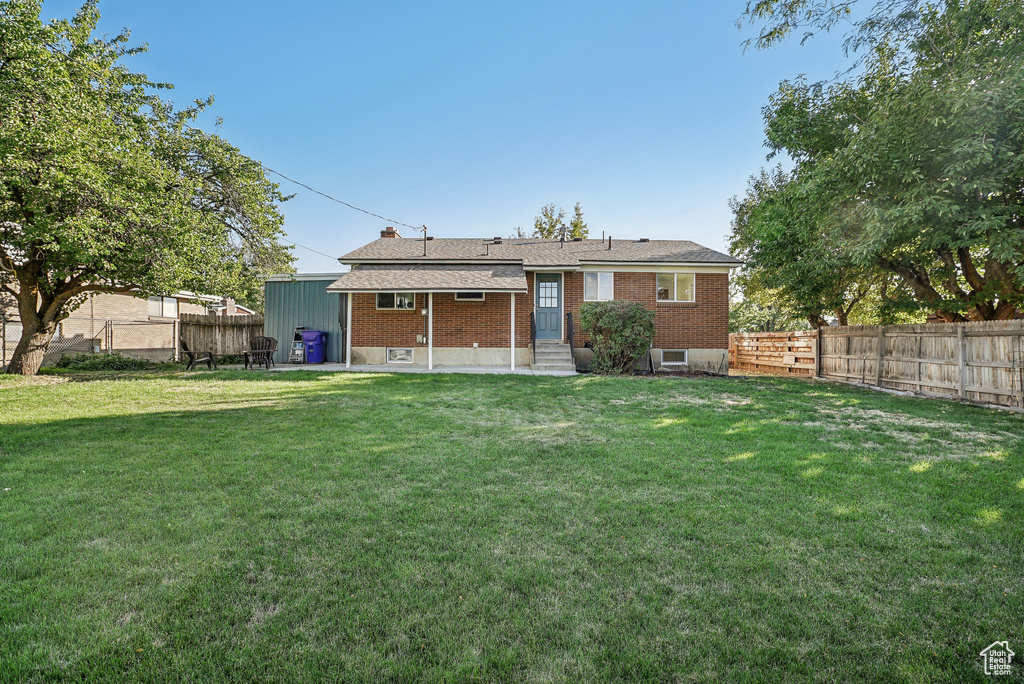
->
[386, 347, 414, 363]
[148, 296, 179, 318]
[584, 272, 614, 301]
[376, 292, 416, 310]
[657, 273, 695, 302]
[454, 292, 485, 301]
[662, 349, 688, 366]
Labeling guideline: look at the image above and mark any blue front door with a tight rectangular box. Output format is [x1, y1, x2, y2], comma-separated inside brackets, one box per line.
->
[535, 273, 562, 339]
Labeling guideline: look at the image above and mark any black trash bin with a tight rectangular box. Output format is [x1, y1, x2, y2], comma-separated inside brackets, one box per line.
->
[301, 330, 327, 364]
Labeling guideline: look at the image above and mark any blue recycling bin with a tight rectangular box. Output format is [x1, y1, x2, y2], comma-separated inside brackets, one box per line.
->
[301, 330, 327, 364]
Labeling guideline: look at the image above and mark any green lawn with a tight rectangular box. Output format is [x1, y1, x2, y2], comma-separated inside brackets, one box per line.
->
[0, 370, 1021, 682]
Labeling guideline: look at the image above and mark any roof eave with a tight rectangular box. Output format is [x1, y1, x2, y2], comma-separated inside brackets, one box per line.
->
[577, 260, 743, 267]
[326, 286, 529, 293]
[339, 258, 521, 266]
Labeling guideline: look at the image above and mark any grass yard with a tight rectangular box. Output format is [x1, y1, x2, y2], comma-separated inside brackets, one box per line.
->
[0, 370, 1021, 682]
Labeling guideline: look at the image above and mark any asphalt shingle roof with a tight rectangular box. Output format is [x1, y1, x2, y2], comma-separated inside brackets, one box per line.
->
[325, 263, 528, 292]
[340, 237, 741, 268]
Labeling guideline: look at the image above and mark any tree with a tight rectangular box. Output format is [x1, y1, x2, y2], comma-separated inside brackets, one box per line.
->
[728, 277, 810, 333]
[531, 203, 589, 239]
[738, 1, 1024, 322]
[729, 166, 879, 327]
[740, 0, 929, 57]
[568, 202, 588, 238]
[0, 1, 293, 375]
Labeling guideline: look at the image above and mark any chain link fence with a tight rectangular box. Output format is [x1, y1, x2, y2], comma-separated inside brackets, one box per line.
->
[1, 315, 178, 368]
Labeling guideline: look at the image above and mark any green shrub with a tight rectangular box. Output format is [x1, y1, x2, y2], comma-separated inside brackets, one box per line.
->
[53, 353, 158, 371]
[578, 301, 655, 374]
[215, 353, 245, 365]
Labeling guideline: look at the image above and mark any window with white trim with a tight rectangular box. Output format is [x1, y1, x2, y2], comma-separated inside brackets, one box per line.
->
[454, 292, 485, 301]
[656, 273, 695, 302]
[584, 272, 614, 301]
[376, 292, 416, 310]
[147, 296, 179, 318]
[661, 349, 688, 366]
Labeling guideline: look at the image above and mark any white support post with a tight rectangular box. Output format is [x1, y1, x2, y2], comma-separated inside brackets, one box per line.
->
[428, 292, 434, 370]
[510, 292, 516, 371]
[345, 292, 352, 369]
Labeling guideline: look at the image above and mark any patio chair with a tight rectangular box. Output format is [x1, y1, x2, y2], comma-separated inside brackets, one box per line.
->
[244, 336, 278, 370]
[180, 337, 217, 371]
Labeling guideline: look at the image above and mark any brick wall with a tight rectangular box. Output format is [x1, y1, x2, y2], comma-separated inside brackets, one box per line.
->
[352, 292, 525, 348]
[564, 271, 728, 349]
[350, 270, 729, 351]
[75, 293, 206, 321]
[2, 289, 207, 321]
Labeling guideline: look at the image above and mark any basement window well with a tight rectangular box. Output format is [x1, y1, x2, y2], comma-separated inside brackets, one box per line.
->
[386, 347, 415, 364]
[661, 349, 688, 366]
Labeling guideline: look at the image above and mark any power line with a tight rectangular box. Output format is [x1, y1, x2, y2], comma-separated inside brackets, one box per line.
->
[263, 166, 424, 232]
[285, 240, 339, 261]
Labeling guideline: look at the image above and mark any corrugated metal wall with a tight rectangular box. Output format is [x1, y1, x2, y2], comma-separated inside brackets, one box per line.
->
[264, 279, 346, 363]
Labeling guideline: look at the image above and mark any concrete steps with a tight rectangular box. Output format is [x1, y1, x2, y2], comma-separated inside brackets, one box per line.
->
[532, 341, 576, 372]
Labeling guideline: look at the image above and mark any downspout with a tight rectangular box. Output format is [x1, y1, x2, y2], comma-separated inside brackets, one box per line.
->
[510, 292, 516, 371]
[345, 292, 352, 369]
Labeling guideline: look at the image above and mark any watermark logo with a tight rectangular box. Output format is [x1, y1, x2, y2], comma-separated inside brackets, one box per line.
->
[980, 641, 1014, 676]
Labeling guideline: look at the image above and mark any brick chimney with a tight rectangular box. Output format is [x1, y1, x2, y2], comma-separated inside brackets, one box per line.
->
[380, 227, 401, 238]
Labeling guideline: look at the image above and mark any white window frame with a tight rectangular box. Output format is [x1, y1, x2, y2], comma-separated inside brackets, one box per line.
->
[661, 349, 688, 366]
[454, 292, 485, 301]
[583, 272, 614, 301]
[376, 292, 416, 310]
[386, 347, 415, 364]
[148, 296, 179, 318]
[656, 273, 696, 302]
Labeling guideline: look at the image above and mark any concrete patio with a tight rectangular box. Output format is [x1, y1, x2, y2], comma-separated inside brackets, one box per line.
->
[268, 363, 576, 377]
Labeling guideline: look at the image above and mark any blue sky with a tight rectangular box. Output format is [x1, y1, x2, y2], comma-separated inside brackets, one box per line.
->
[45, 1, 853, 272]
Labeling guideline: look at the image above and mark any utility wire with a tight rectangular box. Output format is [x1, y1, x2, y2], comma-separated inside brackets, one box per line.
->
[263, 166, 424, 232]
[285, 240, 339, 261]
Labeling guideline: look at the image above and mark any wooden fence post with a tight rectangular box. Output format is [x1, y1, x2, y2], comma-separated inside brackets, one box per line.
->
[814, 327, 822, 378]
[957, 324, 967, 399]
[875, 328, 885, 387]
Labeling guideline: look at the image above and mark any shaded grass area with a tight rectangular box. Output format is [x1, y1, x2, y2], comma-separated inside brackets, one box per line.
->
[0, 370, 1021, 682]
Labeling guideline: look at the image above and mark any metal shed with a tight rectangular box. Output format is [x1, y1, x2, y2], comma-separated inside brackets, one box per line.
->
[264, 274, 347, 364]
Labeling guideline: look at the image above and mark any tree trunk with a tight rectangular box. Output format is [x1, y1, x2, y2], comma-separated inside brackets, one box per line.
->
[5, 315, 56, 376]
[807, 313, 827, 329]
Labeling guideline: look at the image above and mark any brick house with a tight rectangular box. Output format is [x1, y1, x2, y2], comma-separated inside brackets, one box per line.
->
[324, 228, 740, 372]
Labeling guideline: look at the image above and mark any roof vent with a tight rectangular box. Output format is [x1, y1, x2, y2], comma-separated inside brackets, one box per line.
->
[492, 238, 502, 244]
[426, 236, 434, 241]
[639, 238, 650, 243]
[572, 237, 583, 242]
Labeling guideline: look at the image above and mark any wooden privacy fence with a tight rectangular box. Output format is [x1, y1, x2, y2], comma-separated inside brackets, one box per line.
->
[179, 313, 263, 356]
[730, 330, 818, 376]
[730, 320, 1024, 409]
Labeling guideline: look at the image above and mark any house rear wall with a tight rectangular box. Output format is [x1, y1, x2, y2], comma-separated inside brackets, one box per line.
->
[349, 271, 728, 352]
[564, 271, 729, 350]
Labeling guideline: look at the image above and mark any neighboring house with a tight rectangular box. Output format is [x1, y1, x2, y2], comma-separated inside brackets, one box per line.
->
[208, 297, 258, 316]
[316, 227, 741, 372]
[1, 290, 219, 364]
